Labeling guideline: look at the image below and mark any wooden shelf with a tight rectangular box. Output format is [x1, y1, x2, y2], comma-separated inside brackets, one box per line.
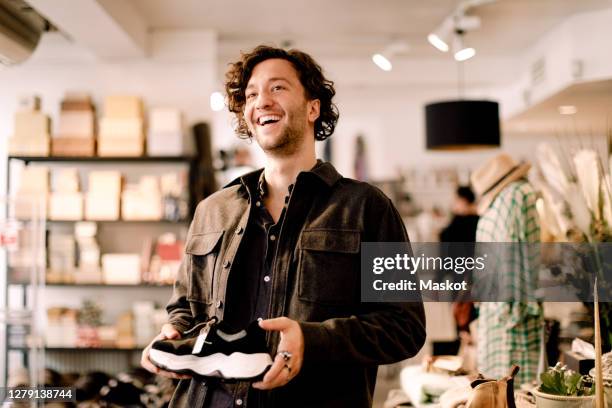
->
[9, 155, 195, 163]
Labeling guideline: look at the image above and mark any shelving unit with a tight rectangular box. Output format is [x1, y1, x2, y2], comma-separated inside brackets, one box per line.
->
[3, 155, 195, 379]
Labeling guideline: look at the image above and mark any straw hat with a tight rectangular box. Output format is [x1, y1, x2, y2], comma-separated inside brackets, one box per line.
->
[471, 153, 531, 215]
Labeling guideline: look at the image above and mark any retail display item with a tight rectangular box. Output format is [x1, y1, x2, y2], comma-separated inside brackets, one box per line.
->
[147, 108, 189, 156]
[149, 319, 273, 380]
[9, 110, 51, 156]
[98, 95, 144, 156]
[102, 254, 141, 284]
[53, 92, 95, 156]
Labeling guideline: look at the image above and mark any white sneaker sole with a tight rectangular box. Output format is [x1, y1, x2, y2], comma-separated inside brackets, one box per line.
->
[149, 349, 273, 379]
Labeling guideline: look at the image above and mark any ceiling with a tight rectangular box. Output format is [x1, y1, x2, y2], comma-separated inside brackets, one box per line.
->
[127, 0, 612, 60]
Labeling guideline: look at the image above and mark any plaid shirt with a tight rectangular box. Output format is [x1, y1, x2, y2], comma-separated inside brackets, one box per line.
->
[476, 180, 543, 384]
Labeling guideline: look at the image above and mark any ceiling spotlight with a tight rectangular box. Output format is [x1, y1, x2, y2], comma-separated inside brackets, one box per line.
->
[372, 53, 392, 71]
[427, 0, 492, 58]
[427, 16, 453, 52]
[454, 47, 476, 61]
[428, 33, 449, 52]
[210, 91, 225, 112]
[371, 41, 410, 72]
[558, 105, 577, 115]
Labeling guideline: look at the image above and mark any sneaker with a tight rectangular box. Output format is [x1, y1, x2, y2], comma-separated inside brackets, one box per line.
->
[149, 319, 272, 380]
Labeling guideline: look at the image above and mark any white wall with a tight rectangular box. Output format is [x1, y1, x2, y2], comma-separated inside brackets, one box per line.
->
[0, 30, 218, 193]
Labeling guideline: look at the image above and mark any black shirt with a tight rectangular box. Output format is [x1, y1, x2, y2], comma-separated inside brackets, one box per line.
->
[206, 174, 293, 408]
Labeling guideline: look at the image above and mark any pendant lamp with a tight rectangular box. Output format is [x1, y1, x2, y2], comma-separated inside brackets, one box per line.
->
[425, 100, 500, 150]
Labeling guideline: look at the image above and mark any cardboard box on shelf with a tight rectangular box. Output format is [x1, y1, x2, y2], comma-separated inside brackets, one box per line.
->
[63, 91, 91, 103]
[55, 168, 80, 193]
[147, 108, 188, 156]
[121, 190, 162, 220]
[102, 254, 141, 284]
[51, 137, 95, 157]
[8, 135, 50, 156]
[97, 137, 144, 157]
[58, 111, 95, 138]
[85, 192, 120, 220]
[15, 111, 50, 137]
[99, 117, 143, 138]
[17, 166, 49, 194]
[60, 100, 94, 111]
[88, 171, 122, 194]
[104, 95, 143, 119]
[49, 192, 83, 220]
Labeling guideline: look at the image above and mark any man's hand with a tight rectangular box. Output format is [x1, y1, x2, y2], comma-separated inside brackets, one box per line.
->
[252, 317, 304, 390]
[141, 324, 192, 380]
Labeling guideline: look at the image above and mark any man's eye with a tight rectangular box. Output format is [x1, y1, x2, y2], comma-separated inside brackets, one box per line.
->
[272, 85, 284, 91]
[246, 93, 256, 100]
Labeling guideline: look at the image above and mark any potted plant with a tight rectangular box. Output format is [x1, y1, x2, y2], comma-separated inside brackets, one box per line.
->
[532, 363, 595, 408]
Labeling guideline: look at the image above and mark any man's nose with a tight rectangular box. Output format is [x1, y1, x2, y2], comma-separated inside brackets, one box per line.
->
[255, 90, 273, 109]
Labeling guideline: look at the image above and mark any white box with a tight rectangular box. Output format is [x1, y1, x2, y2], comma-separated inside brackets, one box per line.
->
[85, 192, 120, 220]
[147, 131, 190, 156]
[49, 193, 83, 220]
[88, 171, 122, 194]
[121, 190, 162, 220]
[55, 168, 80, 193]
[149, 108, 181, 133]
[75, 221, 97, 237]
[102, 254, 141, 284]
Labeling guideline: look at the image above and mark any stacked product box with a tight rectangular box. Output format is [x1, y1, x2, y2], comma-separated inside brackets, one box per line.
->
[13, 166, 49, 220]
[121, 176, 163, 220]
[49, 168, 83, 220]
[147, 108, 190, 156]
[98, 95, 144, 156]
[8, 95, 51, 156]
[53, 92, 96, 156]
[85, 171, 122, 220]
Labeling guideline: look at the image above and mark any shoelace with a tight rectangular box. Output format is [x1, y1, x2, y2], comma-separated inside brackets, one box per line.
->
[188, 317, 218, 354]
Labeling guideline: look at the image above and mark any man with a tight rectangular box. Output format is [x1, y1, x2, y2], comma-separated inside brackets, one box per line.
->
[142, 45, 426, 407]
[471, 153, 542, 385]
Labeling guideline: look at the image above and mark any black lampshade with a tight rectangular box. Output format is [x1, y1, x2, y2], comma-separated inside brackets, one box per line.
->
[425, 100, 500, 150]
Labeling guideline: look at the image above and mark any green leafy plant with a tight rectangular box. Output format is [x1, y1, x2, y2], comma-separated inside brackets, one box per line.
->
[540, 363, 595, 396]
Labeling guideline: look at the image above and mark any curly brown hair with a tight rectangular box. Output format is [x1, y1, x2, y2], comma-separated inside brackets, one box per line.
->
[225, 45, 339, 141]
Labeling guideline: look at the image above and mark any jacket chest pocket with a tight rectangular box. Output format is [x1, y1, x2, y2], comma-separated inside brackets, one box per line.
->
[298, 229, 360, 306]
[186, 231, 224, 304]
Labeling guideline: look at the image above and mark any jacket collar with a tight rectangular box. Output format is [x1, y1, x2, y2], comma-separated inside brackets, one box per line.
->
[225, 160, 342, 192]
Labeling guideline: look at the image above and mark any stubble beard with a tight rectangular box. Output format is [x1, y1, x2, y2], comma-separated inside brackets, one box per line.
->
[255, 111, 307, 158]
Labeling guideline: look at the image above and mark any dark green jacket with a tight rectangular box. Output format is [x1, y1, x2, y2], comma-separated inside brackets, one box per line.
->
[167, 161, 426, 408]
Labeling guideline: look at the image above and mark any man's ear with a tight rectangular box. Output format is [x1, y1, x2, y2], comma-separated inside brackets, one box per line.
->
[308, 99, 320, 123]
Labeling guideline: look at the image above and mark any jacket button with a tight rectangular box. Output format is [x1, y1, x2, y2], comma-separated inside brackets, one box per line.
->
[235, 226, 244, 235]
[216, 300, 223, 309]
[223, 260, 231, 268]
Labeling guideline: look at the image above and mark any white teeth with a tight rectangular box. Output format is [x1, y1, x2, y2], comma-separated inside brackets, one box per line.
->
[258, 115, 281, 125]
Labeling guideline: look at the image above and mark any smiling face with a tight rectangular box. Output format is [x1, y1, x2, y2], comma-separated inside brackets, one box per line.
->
[244, 58, 320, 157]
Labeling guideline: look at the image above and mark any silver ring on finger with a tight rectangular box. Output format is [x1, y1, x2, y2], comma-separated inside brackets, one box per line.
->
[278, 351, 292, 361]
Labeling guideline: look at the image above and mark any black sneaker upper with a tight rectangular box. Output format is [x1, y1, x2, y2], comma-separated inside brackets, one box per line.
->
[152, 320, 269, 358]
